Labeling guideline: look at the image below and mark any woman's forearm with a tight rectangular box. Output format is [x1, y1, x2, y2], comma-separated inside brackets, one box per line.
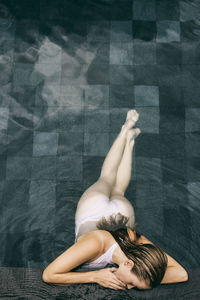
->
[160, 266, 188, 284]
[42, 270, 97, 285]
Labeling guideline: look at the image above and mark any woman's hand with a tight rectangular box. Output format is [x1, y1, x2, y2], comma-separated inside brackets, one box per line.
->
[94, 267, 126, 290]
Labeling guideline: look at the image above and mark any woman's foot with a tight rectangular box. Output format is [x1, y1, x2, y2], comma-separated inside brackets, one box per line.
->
[122, 109, 140, 131]
[126, 128, 141, 147]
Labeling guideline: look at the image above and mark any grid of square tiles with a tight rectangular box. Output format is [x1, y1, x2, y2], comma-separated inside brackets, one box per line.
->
[0, 0, 199, 267]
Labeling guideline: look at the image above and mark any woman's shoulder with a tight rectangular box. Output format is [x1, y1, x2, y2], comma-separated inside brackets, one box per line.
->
[77, 229, 116, 252]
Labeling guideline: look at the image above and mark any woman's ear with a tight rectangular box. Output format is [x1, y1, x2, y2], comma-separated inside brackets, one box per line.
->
[124, 260, 134, 268]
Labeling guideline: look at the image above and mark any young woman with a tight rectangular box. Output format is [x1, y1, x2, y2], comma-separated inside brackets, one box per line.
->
[42, 110, 188, 290]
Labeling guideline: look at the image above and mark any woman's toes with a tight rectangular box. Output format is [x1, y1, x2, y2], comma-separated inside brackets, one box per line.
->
[125, 109, 139, 126]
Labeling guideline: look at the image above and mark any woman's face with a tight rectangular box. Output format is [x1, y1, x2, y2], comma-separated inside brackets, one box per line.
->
[113, 261, 151, 290]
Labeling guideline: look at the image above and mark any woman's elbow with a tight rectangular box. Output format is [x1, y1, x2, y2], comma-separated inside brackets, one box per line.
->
[183, 270, 189, 282]
[42, 270, 53, 283]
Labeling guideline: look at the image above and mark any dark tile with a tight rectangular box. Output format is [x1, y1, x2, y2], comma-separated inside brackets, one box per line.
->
[56, 155, 82, 180]
[161, 158, 187, 183]
[58, 131, 84, 156]
[3, 232, 27, 267]
[187, 182, 200, 213]
[164, 205, 191, 238]
[84, 132, 109, 156]
[6, 156, 32, 180]
[135, 180, 163, 209]
[186, 107, 200, 132]
[109, 108, 131, 133]
[23, 231, 55, 266]
[187, 158, 200, 182]
[109, 85, 135, 108]
[156, 65, 182, 87]
[84, 108, 109, 133]
[159, 85, 183, 106]
[0, 157, 6, 180]
[135, 133, 160, 158]
[130, 107, 159, 134]
[55, 196, 77, 234]
[156, 42, 181, 65]
[155, 0, 180, 20]
[125, 180, 136, 202]
[162, 182, 188, 208]
[156, 20, 180, 42]
[2, 179, 29, 208]
[9, 0, 40, 20]
[31, 157, 56, 180]
[135, 206, 164, 237]
[86, 63, 109, 84]
[110, 0, 133, 20]
[58, 106, 84, 132]
[159, 106, 185, 133]
[182, 65, 200, 88]
[82, 0, 111, 21]
[110, 65, 133, 85]
[86, 41, 109, 65]
[133, 41, 156, 65]
[84, 85, 109, 108]
[110, 21, 132, 42]
[133, 65, 159, 85]
[83, 156, 104, 182]
[1, 206, 28, 233]
[132, 21, 157, 42]
[181, 42, 200, 65]
[190, 211, 200, 247]
[136, 157, 162, 183]
[181, 20, 200, 42]
[87, 21, 110, 42]
[56, 180, 84, 199]
[182, 84, 200, 107]
[186, 133, 200, 157]
[40, 0, 86, 21]
[133, 0, 156, 21]
[160, 133, 186, 159]
[33, 106, 59, 132]
[0, 130, 7, 156]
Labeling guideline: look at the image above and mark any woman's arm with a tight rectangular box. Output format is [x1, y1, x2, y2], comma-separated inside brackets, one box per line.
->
[42, 231, 103, 284]
[160, 265, 188, 284]
[160, 250, 188, 284]
[140, 235, 188, 284]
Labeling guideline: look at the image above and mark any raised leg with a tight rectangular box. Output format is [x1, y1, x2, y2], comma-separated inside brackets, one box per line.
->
[110, 128, 140, 197]
[75, 110, 140, 217]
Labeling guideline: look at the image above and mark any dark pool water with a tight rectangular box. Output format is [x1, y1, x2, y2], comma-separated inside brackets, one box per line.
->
[0, 0, 199, 283]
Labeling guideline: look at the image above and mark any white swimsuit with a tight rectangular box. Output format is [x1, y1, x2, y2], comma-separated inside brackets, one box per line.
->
[79, 242, 119, 269]
[74, 194, 124, 242]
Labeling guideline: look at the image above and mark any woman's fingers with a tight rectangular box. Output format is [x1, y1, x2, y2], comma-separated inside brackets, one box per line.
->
[110, 283, 126, 290]
[112, 275, 126, 288]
